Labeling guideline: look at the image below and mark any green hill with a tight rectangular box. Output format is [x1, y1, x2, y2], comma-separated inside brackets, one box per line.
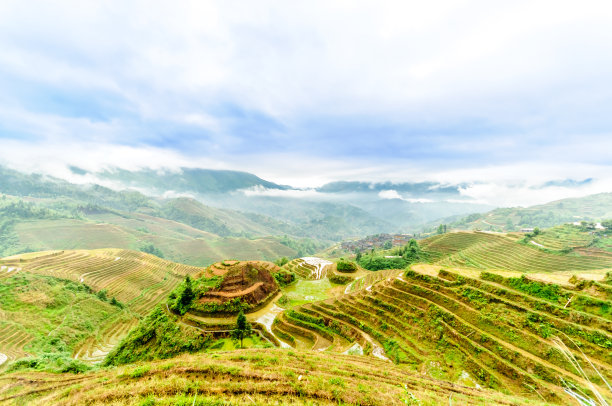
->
[0, 249, 203, 367]
[272, 266, 612, 404]
[445, 193, 612, 232]
[0, 166, 389, 262]
[421, 231, 612, 272]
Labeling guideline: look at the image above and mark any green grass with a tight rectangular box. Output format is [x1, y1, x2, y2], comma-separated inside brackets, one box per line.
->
[211, 336, 270, 351]
[281, 278, 333, 308]
[0, 272, 130, 371]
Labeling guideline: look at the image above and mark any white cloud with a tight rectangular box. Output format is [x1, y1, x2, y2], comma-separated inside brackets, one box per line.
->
[378, 190, 434, 203]
[0, 1, 611, 208]
[378, 190, 403, 200]
[239, 185, 322, 199]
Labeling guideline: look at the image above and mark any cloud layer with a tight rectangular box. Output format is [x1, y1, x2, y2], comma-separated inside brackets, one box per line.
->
[0, 1, 611, 206]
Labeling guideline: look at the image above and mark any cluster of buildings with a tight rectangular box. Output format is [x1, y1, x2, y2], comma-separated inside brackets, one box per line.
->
[340, 233, 413, 252]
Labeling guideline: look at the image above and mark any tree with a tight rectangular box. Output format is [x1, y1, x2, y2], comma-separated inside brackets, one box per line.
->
[97, 289, 108, 301]
[437, 224, 447, 234]
[140, 244, 164, 258]
[180, 276, 195, 309]
[110, 297, 123, 308]
[231, 310, 252, 348]
[274, 257, 289, 267]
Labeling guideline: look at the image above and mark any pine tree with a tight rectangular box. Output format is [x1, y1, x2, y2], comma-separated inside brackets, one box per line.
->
[179, 276, 195, 312]
[231, 309, 252, 348]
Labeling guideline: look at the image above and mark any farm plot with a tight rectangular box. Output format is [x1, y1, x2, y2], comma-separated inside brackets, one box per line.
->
[276, 267, 612, 404]
[0, 249, 204, 316]
[283, 257, 332, 280]
[531, 224, 594, 250]
[73, 318, 139, 363]
[0, 324, 32, 365]
[0, 249, 206, 367]
[422, 231, 612, 272]
[344, 269, 403, 294]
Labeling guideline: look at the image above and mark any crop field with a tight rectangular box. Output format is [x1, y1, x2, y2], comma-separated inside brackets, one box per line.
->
[0, 250, 206, 366]
[0, 249, 203, 316]
[531, 225, 595, 250]
[283, 257, 332, 279]
[10, 217, 296, 267]
[0, 324, 31, 365]
[0, 349, 549, 406]
[73, 318, 139, 363]
[274, 267, 612, 404]
[0, 271, 135, 371]
[343, 268, 403, 294]
[421, 231, 612, 272]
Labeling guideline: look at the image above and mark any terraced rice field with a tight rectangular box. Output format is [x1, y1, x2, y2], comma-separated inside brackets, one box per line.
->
[531, 225, 595, 250]
[276, 267, 612, 404]
[0, 349, 549, 405]
[0, 249, 203, 316]
[0, 324, 31, 365]
[0, 250, 206, 365]
[422, 231, 612, 272]
[73, 319, 139, 363]
[344, 268, 402, 294]
[283, 257, 332, 279]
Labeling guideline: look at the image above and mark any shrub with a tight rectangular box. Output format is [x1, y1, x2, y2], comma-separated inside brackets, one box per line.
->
[110, 297, 123, 308]
[358, 255, 408, 271]
[480, 272, 504, 284]
[273, 269, 296, 287]
[140, 244, 164, 258]
[59, 359, 89, 374]
[274, 257, 289, 267]
[104, 306, 213, 366]
[97, 289, 108, 301]
[329, 274, 354, 285]
[336, 259, 358, 273]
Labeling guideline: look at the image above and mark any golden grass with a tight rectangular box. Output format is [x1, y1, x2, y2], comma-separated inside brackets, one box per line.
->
[0, 349, 552, 406]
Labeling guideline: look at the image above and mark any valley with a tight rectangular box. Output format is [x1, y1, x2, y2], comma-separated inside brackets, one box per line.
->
[1, 226, 611, 405]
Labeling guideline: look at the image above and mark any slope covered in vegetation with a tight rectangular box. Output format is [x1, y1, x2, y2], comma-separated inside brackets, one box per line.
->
[0, 349, 549, 406]
[421, 231, 612, 272]
[273, 266, 612, 404]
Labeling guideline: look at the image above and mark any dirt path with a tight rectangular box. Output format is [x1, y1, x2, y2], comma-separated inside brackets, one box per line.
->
[205, 282, 264, 299]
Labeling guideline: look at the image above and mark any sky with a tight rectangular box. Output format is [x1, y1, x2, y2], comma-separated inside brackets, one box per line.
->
[1, 0, 612, 206]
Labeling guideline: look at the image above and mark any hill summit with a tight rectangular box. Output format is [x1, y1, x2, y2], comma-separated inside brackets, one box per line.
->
[196, 261, 280, 313]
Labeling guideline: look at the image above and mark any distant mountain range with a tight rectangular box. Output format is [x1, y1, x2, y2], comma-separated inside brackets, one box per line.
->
[1, 165, 610, 265]
[71, 165, 494, 230]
